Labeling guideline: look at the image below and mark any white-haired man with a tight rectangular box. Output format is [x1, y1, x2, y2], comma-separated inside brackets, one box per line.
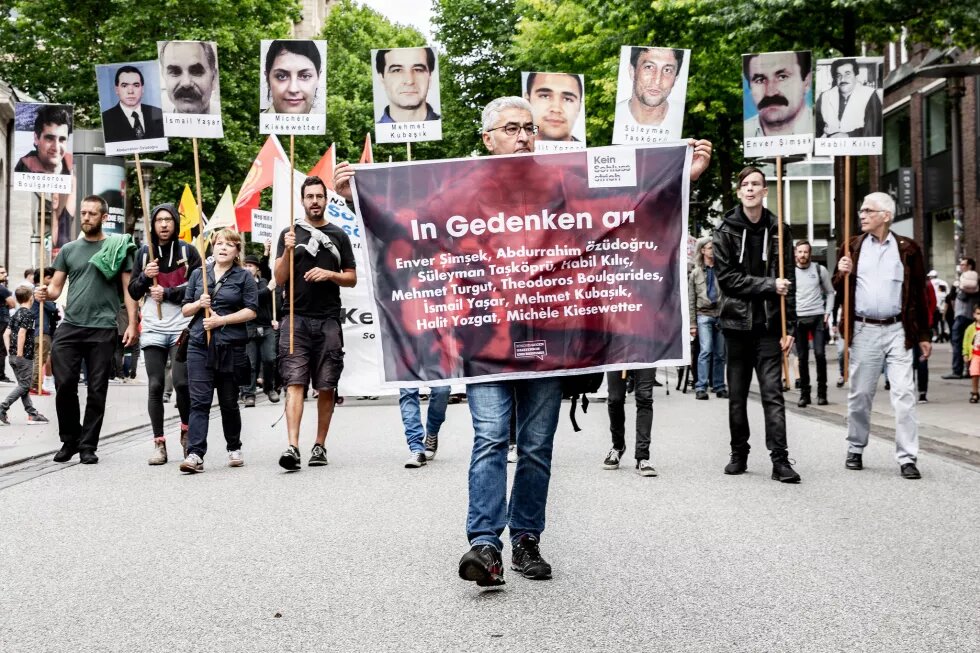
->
[335, 96, 714, 588]
[834, 192, 931, 479]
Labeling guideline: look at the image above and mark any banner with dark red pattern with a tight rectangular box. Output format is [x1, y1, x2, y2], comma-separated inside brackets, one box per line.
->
[351, 144, 692, 387]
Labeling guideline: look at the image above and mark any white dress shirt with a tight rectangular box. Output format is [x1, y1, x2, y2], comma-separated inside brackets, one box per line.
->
[855, 231, 903, 319]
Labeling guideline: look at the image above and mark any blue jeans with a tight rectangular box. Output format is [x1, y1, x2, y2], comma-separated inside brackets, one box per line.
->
[399, 386, 451, 452]
[465, 378, 562, 551]
[696, 314, 726, 392]
[186, 342, 244, 458]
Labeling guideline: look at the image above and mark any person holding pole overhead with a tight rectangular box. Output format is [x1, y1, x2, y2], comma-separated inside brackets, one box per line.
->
[273, 176, 357, 471]
[712, 166, 800, 483]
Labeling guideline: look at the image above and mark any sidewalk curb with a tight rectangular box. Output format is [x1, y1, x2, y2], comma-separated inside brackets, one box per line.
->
[0, 415, 181, 470]
[750, 388, 980, 470]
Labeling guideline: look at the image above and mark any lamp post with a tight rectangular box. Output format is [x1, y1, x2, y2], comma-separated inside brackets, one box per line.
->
[917, 63, 980, 262]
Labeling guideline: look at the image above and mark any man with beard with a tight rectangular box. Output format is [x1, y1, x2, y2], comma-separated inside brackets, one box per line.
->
[793, 240, 834, 407]
[159, 41, 218, 114]
[15, 104, 73, 175]
[335, 97, 714, 588]
[128, 203, 201, 465]
[375, 47, 440, 123]
[102, 65, 165, 142]
[273, 176, 357, 470]
[35, 196, 139, 464]
[524, 72, 583, 142]
[615, 47, 684, 129]
[743, 51, 813, 137]
[816, 59, 882, 138]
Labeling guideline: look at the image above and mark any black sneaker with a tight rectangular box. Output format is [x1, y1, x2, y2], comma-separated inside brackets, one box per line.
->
[724, 451, 747, 475]
[695, 390, 709, 400]
[279, 445, 301, 471]
[53, 445, 78, 463]
[511, 534, 552, 580]
[424, 432, 438, 460]
[602, 448, 623, 470]
[308, 444, 328, 467]
[458, 544, 505, 587]
[0, 411, 8, 425]
[771, 455, 801, 483]
[79, 451, 99, 465]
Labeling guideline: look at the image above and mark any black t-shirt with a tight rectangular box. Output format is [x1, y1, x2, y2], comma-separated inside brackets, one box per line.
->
[276, 222, 356, 319]
[0, 285, 11, 326]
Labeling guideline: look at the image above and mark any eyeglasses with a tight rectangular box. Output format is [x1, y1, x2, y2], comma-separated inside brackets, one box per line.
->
[858, 208, 883, 216]
[155, 217, 176, 223]
[486, 122, 538, 137]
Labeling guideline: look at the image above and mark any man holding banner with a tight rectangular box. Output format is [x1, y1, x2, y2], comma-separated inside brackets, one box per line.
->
[336, 96, 714, 588]
[273, 176, 356, 471]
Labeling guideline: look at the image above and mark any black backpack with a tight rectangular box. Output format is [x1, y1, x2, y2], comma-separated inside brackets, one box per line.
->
[560, 372, 604, 432]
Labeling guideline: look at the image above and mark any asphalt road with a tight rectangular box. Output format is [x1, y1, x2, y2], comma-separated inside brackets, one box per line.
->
[1, 391, 978, 652]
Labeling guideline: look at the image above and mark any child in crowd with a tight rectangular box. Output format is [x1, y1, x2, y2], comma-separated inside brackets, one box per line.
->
[0, 287, 49, 425]
[964, 304, 980, 404]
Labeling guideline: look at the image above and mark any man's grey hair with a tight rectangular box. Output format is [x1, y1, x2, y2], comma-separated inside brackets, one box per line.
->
[865, 191, 895, 218]
[481, 96, 533, 133]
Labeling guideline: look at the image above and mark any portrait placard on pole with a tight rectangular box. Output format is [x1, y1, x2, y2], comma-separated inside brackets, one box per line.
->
[742, 50, 814, 157]
[521, 71, 586, 153]
[96, 60, 169, 156]
[259, 40, 327, 135]
[371, 46, 442, 144]
[12, 103, 74, 194]
[157, 40, 224, 138]
[813, 56, 884, 156]
[612, 46, 690, 145]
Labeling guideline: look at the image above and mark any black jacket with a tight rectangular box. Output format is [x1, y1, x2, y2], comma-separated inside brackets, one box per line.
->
[712, 204, 796, 333]
[102, 103, 165, 142]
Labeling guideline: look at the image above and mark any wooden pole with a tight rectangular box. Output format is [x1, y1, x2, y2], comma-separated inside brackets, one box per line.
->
[843, 155, 852, 382]
[134, 154, 162, 319]
[406, 141, 412, 162]
[192, 138, 211, 344]
[37, 194, 45, 392]
[289, 134, 295, 354]
[776, 156, 790, 389]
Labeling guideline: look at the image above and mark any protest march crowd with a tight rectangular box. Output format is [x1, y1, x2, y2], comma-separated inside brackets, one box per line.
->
[3, 38, 980, 591]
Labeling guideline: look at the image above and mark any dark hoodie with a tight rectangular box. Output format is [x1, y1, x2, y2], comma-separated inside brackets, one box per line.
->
[127, 203, 203, 333]
[711, 204, 796, 334]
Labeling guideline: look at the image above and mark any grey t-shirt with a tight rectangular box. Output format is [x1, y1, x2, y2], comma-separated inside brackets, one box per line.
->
[794, 263, 834, 318]
[53, 238, 133, 329]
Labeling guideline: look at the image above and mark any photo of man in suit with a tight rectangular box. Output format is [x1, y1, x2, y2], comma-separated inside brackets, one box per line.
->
[101, 65, 164, 143]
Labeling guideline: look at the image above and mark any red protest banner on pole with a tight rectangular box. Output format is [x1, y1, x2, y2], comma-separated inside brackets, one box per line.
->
[308, 144, 336, 189]
[358, 133, 374, 164]
[234, 134, 287, 231]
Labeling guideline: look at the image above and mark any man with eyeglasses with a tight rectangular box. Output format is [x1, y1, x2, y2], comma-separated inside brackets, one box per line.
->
[816, 58, 882, 138]
[834, 192, 931, 479]
[335, 96, 713, 588]
[274, 176, 357, 471]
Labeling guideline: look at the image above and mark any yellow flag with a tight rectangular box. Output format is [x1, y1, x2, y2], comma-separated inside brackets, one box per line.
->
[178, 184, 201, 243]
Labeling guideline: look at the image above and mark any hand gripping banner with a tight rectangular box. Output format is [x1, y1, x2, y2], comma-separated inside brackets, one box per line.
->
[351, 144, 692, 387]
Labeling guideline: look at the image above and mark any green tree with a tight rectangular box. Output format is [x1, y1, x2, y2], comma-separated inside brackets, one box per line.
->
[0, 0, 302, 218]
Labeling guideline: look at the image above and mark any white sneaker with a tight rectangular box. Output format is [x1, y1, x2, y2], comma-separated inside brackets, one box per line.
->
[228, 450, 244, 467]
[507, 444, 518, 464]
[404, 452, 426, 468]
[179, 453, 204, 474]
[636, 459, 658, 477]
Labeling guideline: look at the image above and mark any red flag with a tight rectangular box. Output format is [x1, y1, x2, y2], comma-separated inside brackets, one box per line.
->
[235, 135, 288, 231]
[308, 144, 336, 190]
[359, 133, 374, 164]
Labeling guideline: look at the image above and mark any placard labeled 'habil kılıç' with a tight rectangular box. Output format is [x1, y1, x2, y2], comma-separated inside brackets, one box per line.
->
[12, 102, 74, 194]
[813, 56, 884, 156]
[371, 46, 442, 143]
[157, 40, 224, 138]
[350, 144, 693, 388]
[742, 50, 814, 157]
[260, 39, 327, 135]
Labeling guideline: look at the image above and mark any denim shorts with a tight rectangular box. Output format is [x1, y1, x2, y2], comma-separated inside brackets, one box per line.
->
[140, 330, 182, 350]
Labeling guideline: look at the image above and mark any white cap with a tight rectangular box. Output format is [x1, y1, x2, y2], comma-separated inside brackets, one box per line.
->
[927, 269, 938, 278]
